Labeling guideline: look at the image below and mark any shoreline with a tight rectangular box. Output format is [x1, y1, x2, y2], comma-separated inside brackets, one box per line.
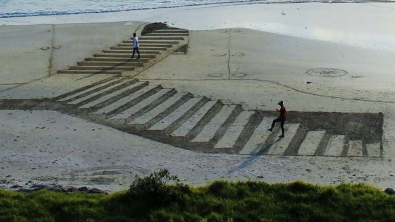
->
[2, 3, 395, 51]
[1, 4, 395, 193]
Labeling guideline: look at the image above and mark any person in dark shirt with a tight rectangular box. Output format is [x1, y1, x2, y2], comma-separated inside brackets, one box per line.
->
[267, 100, 287, 138]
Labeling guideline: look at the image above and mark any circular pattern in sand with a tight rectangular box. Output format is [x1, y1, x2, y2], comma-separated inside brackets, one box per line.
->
[232, 73, 247, 77]
[306, 68, 347, 77]
[208, 73, 223, 78]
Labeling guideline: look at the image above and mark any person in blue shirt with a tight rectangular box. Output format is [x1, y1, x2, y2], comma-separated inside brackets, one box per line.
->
[131, 32, 140, 59]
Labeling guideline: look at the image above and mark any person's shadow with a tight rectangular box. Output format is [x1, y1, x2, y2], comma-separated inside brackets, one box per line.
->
[228, 138, 282, 174]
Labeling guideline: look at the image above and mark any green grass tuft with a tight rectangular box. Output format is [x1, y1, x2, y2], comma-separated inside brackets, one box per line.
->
[2, 171, 395, 221]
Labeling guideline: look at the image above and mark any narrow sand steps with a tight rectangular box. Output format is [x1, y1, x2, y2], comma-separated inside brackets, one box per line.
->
[93, 54, 156, 58]
[58, 24, 189, 75]
[84, 57, 149, 63]
[78, 61, 145, 67]
[102, 49, 160, 54]
[117, 43, 173, 48]
[111, 46, 168, 51]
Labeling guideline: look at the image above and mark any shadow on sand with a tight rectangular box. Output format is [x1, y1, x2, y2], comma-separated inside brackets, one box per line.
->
[228, 137, 282, 174]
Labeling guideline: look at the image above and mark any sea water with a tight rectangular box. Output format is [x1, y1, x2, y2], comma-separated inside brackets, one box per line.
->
[0, 0, 390, 19]
[1, 0, 395, 51]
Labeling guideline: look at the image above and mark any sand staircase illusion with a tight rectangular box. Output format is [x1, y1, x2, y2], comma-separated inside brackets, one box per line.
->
[52, 77, 384, 158]
[58, 25, 188, 75]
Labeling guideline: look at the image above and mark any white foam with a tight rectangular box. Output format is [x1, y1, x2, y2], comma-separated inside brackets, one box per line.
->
[1, 2, 395, 51]
[0, 0, 365, 19]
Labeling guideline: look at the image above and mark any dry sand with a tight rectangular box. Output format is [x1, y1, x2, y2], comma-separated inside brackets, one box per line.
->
[1, 3, 395, 193]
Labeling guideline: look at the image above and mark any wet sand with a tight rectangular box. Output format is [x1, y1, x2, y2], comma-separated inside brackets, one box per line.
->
[1, 3, 395, 192]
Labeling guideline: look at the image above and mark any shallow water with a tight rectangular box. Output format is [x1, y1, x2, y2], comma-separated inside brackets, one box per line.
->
[1, 0, 393, 18]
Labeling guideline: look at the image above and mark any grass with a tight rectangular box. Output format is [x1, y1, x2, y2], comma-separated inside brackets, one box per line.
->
[1, 170, 395, 222]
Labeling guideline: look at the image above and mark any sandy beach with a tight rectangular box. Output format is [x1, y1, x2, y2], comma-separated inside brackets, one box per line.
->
[1, 3, 395, 193]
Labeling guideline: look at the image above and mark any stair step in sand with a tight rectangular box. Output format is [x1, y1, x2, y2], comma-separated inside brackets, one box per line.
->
[93, 54, 156, 58]
[267, 124, 300, 155]
[366, 143, 381, 157]
[124, 40, 179, 44]
[85, 57, 148, 63]
[58, 78, 123, 102]
[171, 101, 218, 137]
[68, 66, 134, 71]
[240, 117, 273, 155]
[94, 86, 166, 116]
[118, 43, 172, 48]
[148, 97, 205, 131]
[111, 46, 168, 51]
[347, 140, 363, 157]
[58, 70, 122, 74]
[146, 33, 189, 36]
[102, 50, 160, 54]
[112, 89, 175, 119]
[324, 135, 346, 156]
[154, 29, 188, 33]
[129, 93, 188, 125]
[78, 61, 144, 67]
[138, 36, 184, 40]
[297, 131, 325, 156]
[67, 79, 134, 105]
[78, 81, 147, 109]
[191, 105, 236, 143]
[214, 111, 254, 149]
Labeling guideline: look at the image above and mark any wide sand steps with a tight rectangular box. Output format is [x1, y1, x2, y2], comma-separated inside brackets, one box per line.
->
[214, 111, 255, 149]
[57, 77, 123, 102]
[78, 81, 148, 109]
[191, 105, 238, 143]
[53, 76, 382, 158]
[240, 117, 275, 155]
[171, 101, 220, 137]
[51, 24, 383, 157]
[66, 78, 136, 106]
[297, 131, 326, 156]
[148, 97, 207, 131]
[267, 124, 301, 155]
[128, 93, 191, 130]
[109, 88, 174, 119]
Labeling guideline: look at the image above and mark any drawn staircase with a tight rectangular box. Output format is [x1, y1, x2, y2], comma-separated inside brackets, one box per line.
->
[58, 26, 188, 75]
[50, 24, 383, 157]
[53, 77, 383, 157]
